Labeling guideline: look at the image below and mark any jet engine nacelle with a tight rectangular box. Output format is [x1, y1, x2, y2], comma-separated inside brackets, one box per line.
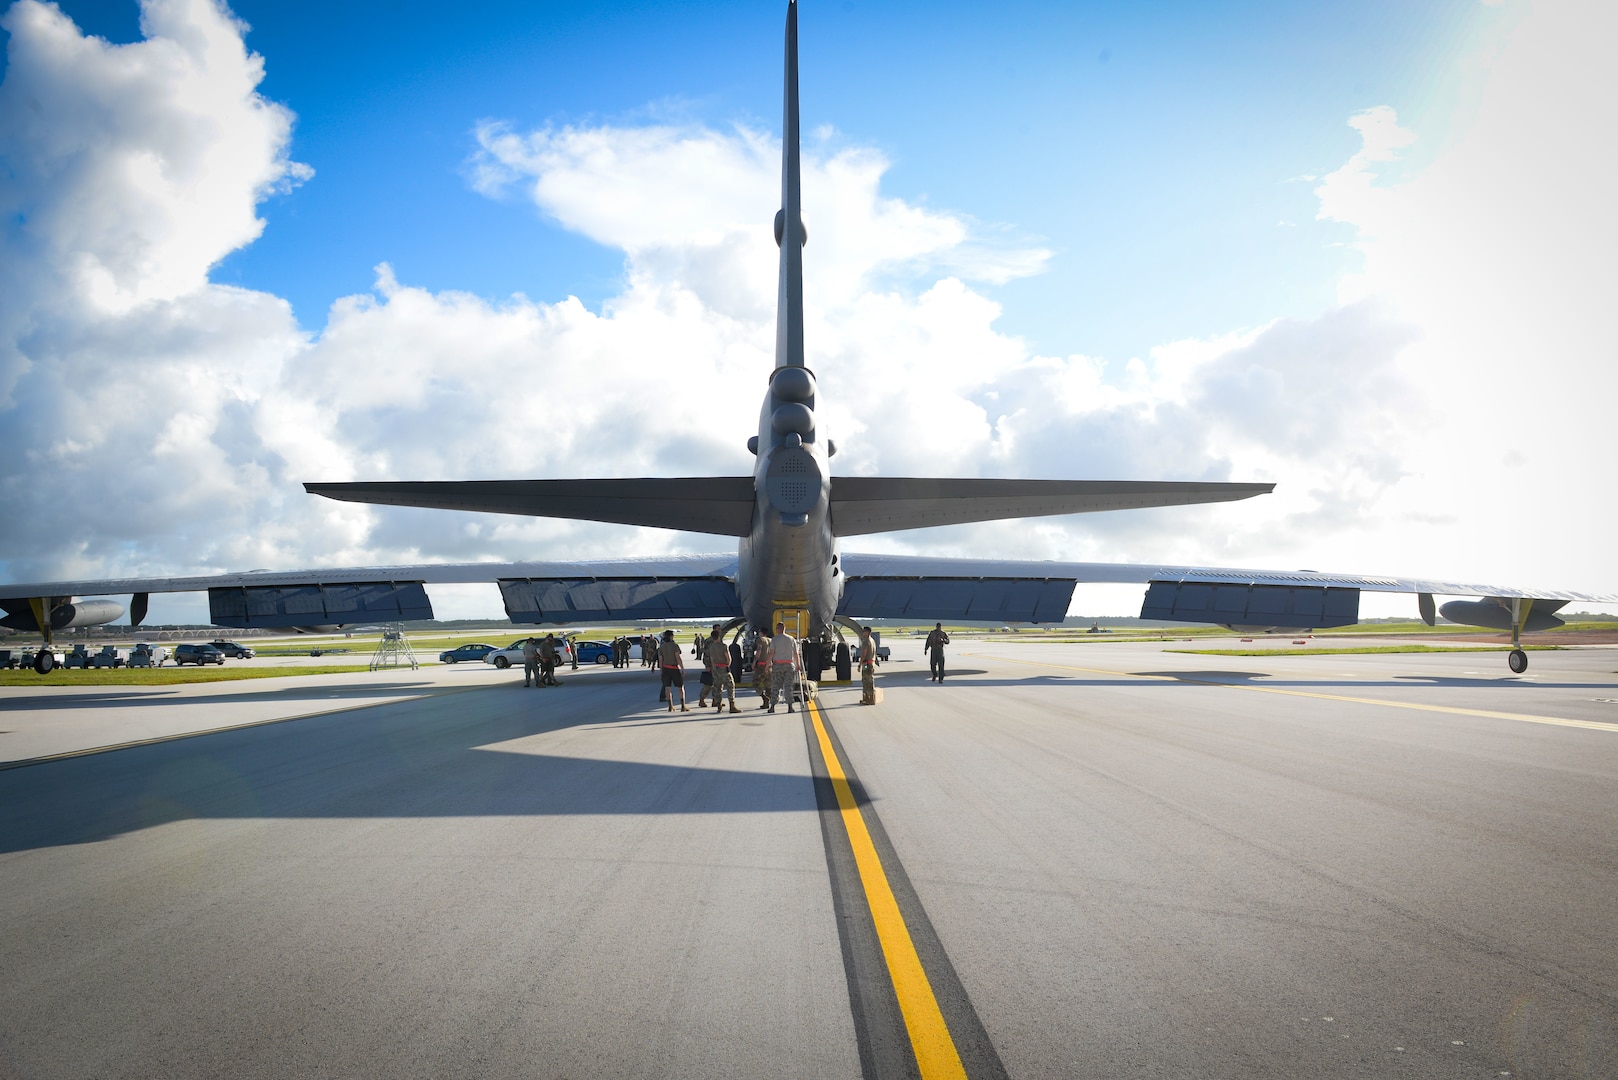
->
[0, 597, 125, 632]
[1439, 600, 1565, 633]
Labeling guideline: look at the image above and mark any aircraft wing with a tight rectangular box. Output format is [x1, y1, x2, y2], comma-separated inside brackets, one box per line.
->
[0, 554, 745, 631]
[836, 552, 1618, 627]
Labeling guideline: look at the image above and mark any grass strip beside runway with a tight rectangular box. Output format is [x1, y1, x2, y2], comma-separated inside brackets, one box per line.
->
[0, 665, 371, 686]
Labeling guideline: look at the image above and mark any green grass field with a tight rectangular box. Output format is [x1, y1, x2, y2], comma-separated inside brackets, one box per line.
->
[252, 629, 653, 658]
[0, 665, 372, 686]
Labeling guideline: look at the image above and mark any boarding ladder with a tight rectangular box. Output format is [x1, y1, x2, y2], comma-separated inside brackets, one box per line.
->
[369, 625, 419, 671]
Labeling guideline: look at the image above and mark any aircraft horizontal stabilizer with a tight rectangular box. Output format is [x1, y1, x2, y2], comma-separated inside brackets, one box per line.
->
[828, 478, 1274, 536]
[305, 478, 757, 537]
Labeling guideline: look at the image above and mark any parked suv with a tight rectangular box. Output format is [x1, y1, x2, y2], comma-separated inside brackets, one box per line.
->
[174, 643, 226, 666]
[210, 640, 255, 659]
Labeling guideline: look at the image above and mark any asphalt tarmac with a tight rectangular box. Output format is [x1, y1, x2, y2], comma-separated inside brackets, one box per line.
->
[2, 640, 1615, 1079]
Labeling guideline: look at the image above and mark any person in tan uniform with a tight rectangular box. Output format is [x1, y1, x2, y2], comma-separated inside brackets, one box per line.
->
[657, 629, 688, 712]
[706, 624, 739, 713]
[767, 622, 802, 714]
[858, 625, 877, 705]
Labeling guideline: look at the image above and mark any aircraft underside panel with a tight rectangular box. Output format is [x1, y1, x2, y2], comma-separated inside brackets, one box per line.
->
[208, 582, 433, 628]
[499, 578, 743, 624]
[837, 576, 1076, 623]
[1141, 580, 1360, 629]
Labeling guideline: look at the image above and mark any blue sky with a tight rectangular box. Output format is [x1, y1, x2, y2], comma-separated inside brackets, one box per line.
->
[1, 0, 1611, 622]
[25, 0, 1485, 358]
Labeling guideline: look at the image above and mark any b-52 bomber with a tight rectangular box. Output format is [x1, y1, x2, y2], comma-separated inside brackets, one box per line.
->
[4, 2, 1612, 676]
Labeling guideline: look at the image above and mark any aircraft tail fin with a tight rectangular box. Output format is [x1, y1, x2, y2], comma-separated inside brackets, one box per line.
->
[774, 0, 805, 370]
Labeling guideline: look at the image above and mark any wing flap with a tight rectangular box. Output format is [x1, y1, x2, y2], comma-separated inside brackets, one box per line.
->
[209, 581, 434, 629]
[829, 478, 1274, 536]
[1140, 580, 1360, 629]
[836, 575, 1075, 622]
[499, 577, 742, 624]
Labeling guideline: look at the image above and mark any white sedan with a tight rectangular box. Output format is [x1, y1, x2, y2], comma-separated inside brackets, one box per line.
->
[484, 636, 572, 669]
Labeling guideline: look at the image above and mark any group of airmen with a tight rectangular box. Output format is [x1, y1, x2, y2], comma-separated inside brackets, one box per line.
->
[516, 620, 955, 709]
[520, 633, 564, 688]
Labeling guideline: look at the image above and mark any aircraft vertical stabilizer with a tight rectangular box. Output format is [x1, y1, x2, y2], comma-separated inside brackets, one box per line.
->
[774, 1, 806, 371]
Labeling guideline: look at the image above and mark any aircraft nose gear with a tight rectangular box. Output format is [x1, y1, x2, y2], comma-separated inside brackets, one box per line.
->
[1508, 648, 1528, 674]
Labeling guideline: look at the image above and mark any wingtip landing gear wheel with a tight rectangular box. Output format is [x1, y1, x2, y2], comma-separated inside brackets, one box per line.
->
[1508, 648, 1528, 674]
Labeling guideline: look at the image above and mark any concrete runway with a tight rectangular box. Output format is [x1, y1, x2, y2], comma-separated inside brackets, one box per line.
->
[2, 640, 1616, 1078]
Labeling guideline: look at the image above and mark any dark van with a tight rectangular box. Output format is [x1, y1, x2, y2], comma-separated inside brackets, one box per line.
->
[174, 644, 226, 666]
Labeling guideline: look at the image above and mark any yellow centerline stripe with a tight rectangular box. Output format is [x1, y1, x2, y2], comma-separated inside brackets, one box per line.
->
[807, 700, 968, 1080]
[972, 653, 1618, 734]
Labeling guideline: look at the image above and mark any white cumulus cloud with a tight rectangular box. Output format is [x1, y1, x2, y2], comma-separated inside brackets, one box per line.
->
[0, 0, 1611, 626]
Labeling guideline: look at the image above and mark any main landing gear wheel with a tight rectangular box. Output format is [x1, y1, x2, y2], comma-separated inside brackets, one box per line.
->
[33, 649, 54, 674]
[1508, 648, 1528, 674]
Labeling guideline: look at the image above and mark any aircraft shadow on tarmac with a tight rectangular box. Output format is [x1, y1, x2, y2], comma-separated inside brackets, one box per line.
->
[1138, 671, 1615, 690]
[881, 668, 990, 679]
[852, 669, 1608, 691]
[0, 679, 857, 854]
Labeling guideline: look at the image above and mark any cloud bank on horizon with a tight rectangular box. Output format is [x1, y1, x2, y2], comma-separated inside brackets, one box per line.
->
[0, 0, 1611, 621]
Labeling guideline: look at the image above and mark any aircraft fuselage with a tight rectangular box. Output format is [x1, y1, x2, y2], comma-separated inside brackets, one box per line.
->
[737, 366, 840, 633]
[735, 0, 840, 637]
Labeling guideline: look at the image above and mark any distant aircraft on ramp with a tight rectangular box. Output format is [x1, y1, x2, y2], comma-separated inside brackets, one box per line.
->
[4, 2, 1612, 675]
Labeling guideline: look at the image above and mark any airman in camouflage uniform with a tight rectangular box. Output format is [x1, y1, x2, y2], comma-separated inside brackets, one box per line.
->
[858, 625, 877, 705]
[706, 625, 739, 713]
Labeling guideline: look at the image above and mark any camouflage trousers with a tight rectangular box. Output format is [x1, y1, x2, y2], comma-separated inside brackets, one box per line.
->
[711, 666, 736, 704]
[767, 663, 797, 707]
[861, 665, 875, 704]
